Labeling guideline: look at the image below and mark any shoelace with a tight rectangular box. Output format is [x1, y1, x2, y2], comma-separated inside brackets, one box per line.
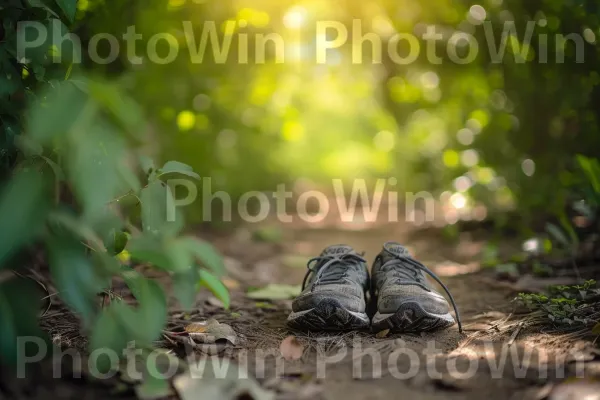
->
[381, 242, 463, 333]
[301, 251, 367, 292]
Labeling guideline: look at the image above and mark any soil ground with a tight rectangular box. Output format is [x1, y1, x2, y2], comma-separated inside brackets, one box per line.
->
[3, 213, 600, 400]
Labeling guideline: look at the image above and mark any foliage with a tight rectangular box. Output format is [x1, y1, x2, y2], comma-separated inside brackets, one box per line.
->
[539, 154, 600, 259]
[73, 0, 600, 227]
[517, 280, 600, 329]
[2, 0, 591, 228]
[0, 0, 228, 375]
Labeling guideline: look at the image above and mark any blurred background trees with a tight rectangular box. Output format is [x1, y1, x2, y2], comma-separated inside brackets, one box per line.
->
[2, 0, 600, 258]
[37, 0, 595, 229]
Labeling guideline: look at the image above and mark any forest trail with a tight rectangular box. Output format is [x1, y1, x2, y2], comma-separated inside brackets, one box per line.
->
[189, 216, 599, 400]
[7, 214, 597, 400]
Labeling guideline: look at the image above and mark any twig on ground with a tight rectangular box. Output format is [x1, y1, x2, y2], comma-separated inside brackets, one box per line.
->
[507, 322, 524, 346]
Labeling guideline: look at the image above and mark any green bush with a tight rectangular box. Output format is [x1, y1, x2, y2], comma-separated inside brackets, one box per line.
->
[0, 1, 228, 375]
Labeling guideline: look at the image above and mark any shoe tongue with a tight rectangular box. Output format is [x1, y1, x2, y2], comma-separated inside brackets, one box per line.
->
[384, 242, 410, 257]
[321, 244, 354, 256]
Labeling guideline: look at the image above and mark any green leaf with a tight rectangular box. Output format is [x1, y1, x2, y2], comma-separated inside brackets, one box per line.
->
[48, 236, 109, 325]
[101, 229, 129, 256]
[545, 223, 571, 249]
[89, 302, 135, 374]
[165, 238, 195, 272]
[91, 250, 122, 275]
[0, 278, 48, 366]
[118, 163, 142, 194]
[13, 135, 43, 157]
[158, 161, 200, 180]
[67, 124, 128, 221]
[481, 242, 500, 267]
[198, 270, 230, 309]
[127, 235, 191, 272]
[577, 154, 600, 194]
[113, 231, 129, 255]
[592, 322, 600, 336]
[54, 0, 77, 22]
[140, 181, 182, 237]
[558, 213, 579, 250]
[0, 47, 22, 96]
[88, 80, 145, 140]
[173, 267, 199, 310]
[252, 226, 283, 243]
[28, 81, 90, 144]
[90, 276, 167, 373]
[162, 160, 193, 173]
[0, 169, 50, 267]
[139, 155, 156, 175]
[25, 0, 44, 6]
[495, 263, 519, 279]
[572, 200, 594, 219]
[246, 284, 301, 300]
[181, 236, 224, 275]
[135, 375, 171, 400]
[140, 181, 167, 235]
[121, 271, 167, 343]
[47, 211, 106, 252]
[40, 156, 65, 180]
[93, 209, 126, 251]
[26, 0, 61, 18]
[127, 235, 172, 269]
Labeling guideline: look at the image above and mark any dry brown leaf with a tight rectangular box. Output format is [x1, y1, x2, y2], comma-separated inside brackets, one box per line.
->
[206, 296, 225, 308]
[280, 336, 304, 361]
[184, 319, 237, 345]
[376, 329, 390, 338]
[185, 322, 209, 333]
[222, 278, 240, 289]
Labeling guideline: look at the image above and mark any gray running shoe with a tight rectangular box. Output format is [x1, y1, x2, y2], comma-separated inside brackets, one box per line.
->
[370, 242, 462, 333]
[287, 245, 370, 331]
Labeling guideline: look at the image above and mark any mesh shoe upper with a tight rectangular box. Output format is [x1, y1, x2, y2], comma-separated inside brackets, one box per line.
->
[292, 245, 369, 313]
[371, 242, 462, 330]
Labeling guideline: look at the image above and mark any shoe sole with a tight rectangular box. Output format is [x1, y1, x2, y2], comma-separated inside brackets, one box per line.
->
[287, 299, 370, 331]
[371, 301, 455, 333]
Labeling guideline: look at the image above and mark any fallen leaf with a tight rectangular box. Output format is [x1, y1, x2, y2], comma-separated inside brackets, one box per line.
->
[247, 284, 302, 300]
[206, 296, 224, 308]
[376, 329, 390, 338]
[592, 322, 600, 336]
[280, 336, 304, 361]
[282, 254, 307, 269]
[184, 319, 237, 345]
[252, 226, 283, 243]
[549, 381, 600, 400]
[174, 359, 274, 400]
[185, 322, 209, 334]
[495, 263, 519, 281]
[255, 302, 276, 309]
[222, 278, 240, 289]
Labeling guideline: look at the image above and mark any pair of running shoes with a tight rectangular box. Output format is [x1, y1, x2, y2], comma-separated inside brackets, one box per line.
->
[287, 243, 462, 333]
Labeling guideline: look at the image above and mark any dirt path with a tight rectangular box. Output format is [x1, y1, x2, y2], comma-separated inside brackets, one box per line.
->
[7, 219, 597, 400]
[193, 221, 599, 400]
